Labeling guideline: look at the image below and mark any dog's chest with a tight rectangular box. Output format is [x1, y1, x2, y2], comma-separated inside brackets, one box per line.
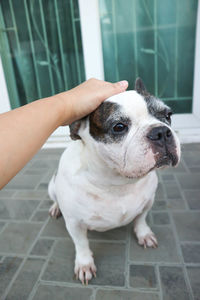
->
[84, 180, 155, 231]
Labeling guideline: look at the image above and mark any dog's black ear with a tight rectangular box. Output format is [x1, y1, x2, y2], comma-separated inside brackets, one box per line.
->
[69, 121, 82, 140]
[135, 77, 147, 95]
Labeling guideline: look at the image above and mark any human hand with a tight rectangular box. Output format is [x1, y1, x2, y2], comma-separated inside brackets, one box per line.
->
[55, 78, 128, 125]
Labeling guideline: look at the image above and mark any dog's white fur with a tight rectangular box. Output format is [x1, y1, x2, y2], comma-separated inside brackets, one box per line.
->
[48, 90, 180, 284]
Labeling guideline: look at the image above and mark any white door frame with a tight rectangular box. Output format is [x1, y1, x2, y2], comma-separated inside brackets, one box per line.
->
[0, 56, 11, 113]
[0, 0, 200, 146]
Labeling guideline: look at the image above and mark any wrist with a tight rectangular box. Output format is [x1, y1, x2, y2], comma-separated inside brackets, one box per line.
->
[50, 91, 73, 126]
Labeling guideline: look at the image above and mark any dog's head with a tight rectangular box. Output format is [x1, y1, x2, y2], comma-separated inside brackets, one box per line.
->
[69, 78, 181, 178]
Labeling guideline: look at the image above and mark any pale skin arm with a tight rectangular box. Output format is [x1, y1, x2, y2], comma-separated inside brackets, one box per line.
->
[0, 78, 128, 189]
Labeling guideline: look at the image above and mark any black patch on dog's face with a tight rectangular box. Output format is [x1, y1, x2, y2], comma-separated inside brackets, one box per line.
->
[145, 96, 172, 126]
[89, 101, 131, 143]
[135, 78, 172, 125]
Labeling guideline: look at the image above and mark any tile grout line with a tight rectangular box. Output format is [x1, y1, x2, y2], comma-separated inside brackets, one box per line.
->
[27, 238, 59, 300]
[155, 264, 163, 300]
[127, 224, 161, 297]
[173, 174, 190, 210]
[0, 222, 9, 235]
[168, 212, 194, 300]
[28, 201, 43, 222]
[34, 169, 51, 191]
[125, 224, 131, 288]
[90, 287, 97, 300]
[161, 174, 189, 212]
[38, 279, 164, 293]
[0, 219, 47, 224]
[1, 216, 51, 300]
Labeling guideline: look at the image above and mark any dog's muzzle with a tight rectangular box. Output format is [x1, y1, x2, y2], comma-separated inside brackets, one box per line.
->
[147, 126, 178, 167]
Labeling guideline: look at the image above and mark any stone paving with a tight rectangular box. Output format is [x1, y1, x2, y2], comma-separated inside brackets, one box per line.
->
[0, 144, 200, 300]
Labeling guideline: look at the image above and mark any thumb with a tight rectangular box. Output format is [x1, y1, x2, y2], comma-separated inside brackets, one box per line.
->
[104, 80, 128, 99]
[114, 80, 129, 92]
[98, 80, 129, 104]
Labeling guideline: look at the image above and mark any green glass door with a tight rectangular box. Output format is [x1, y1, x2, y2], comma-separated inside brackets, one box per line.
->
[99, 0, 198, 113]
[0, 0, 85, 109]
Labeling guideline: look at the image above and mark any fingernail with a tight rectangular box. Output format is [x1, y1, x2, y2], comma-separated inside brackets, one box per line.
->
[119, 80, 128, 89]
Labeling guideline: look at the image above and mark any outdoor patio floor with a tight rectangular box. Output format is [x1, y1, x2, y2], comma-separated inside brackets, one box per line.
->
[0, 143, 200, 300]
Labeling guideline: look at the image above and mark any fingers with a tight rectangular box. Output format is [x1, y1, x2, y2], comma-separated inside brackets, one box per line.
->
[103, 80, 129, 99]
[115, 80, 129, 92]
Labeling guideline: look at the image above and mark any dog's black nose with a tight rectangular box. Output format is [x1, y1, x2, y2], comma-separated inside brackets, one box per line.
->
[147, 126, 172, 146]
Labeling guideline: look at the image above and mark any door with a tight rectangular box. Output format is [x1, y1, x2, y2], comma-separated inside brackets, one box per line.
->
[99, 0, 198, 114]
[0, 0, 85, 109]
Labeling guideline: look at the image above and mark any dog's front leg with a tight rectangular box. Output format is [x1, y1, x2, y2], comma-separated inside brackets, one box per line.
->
[133, 196, 158, 248]
[66, 218, 96, 285]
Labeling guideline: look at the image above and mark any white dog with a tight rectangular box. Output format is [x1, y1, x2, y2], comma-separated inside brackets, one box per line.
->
[48, 78, 181, 284]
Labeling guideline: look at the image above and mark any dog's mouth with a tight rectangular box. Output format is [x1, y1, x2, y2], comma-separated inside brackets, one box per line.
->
[155, 149, 178, 168]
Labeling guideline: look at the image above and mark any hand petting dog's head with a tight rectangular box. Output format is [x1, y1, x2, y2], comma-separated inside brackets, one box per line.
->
[69, 78, 181, 178]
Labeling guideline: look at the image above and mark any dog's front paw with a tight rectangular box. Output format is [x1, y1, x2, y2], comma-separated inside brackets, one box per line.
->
[75, 256, 97, 285]
[137, 232, 158, 248]
[134, 225, 158, 248]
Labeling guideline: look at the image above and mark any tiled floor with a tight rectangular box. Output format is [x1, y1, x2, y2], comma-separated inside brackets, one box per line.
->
[0, 144, 200, 300]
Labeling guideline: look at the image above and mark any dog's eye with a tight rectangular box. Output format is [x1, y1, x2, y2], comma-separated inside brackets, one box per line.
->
[113, 123, 127, 133]
[166, 111, 172, 123]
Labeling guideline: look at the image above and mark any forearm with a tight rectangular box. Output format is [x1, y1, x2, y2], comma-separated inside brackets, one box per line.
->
[0, 78, 128, 189]
[0, 95, 64, 189]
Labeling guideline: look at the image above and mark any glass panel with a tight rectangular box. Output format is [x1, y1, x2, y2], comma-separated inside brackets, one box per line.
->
[0, 0, 85, 108]
[99, 0, 198, 113]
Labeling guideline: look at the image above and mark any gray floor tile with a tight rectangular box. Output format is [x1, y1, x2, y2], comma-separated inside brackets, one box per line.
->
[181, 244, 200, 263]
[0, 257, 23, 296]
[37, 148, 64, 155]
[42, 239, 75, 283]
[182, 143, 200, 151]
[162, 162, 187, 174]
[0, 199, 39, 220]
[14, 190, 47, 200]
[166, 198, 186, 210]
[155, 182, 166, 200]
[5, 174, 43, 190]
[31, 238, 54, 256]
[89, 241, 126, 286]
[152, 200, 167, 211]
[176, 173, 200, 190]
[187, 267, 200, 300]
[173, 212, 200, 241]
[165, 183, 182, 200]
[152, 212, 170, 225]
[95, 289, 159, 300]
[37, 182, 49, 190]
[184, 190, 200, 210]
[43, 239, 126, 286]
[31, 210, 49, 222]
[159, 266, 190, 300]
[161, 174, 175, 181]
[188, 167, 200, 173]
[6, 257, 45, 300]
[129, 265, 157, 288]
[0, 221, 6, 232]
[41, 217, 69, 238]
[24, 168, 48, 175]
[0, 222, 42, 254]
[130, 226, 180, 263]
[32, 284, 92, 300]
[0, 190, 16, 199]
[88, 226, 127, 241]
[39, 199, 52, 209]
[182, 152, 200, 168]
[31, 159, 59, 169]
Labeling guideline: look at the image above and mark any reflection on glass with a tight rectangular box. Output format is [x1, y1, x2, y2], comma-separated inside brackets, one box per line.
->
[99, 0, 198, 113]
